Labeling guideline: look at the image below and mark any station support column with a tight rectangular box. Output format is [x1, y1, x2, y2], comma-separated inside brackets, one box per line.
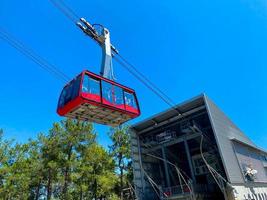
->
[161, 146, 171, 187]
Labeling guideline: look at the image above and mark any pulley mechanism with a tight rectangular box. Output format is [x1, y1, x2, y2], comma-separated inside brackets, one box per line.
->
[76, 18, 118, 80]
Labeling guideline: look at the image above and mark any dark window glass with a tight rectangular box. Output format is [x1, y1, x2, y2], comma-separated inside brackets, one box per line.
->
[59, 89, 67, 108]
[64, 84, 73, 104]
[124, 92, 137, 108]
[102, 81, 113, 103]
[59, 76, 81, 108]
[114, 86, 124, 106]
[82, 75, 100, 95]
[71, 75, 81, 100]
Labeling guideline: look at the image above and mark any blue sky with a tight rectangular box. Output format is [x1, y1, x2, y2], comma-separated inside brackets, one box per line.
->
[0, 0, 266, 149]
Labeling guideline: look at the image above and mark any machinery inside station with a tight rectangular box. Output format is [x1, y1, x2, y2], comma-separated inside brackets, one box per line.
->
[138, 109, 227, 200]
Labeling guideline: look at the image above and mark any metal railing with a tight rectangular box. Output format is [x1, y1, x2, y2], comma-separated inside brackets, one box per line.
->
[161, 183, 219, 200]
[161, 183, 193, 199]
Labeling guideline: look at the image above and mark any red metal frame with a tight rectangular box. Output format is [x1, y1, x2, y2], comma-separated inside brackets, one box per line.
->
[57, 70, 140, 119]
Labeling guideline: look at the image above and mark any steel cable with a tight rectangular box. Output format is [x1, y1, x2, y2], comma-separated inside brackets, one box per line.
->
[116, 53, 177, 106]
[113, 56, 182, 114]
[49, 0, 78, 23]
[0, 29, 70, 83]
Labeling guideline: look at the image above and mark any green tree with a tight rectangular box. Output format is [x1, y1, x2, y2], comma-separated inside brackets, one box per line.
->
[0, 119, 124, 199]
[59, 119, 96, 199]
[109, 125, 131, 199]
[40, 119, 96, 199]
[0, 129, 11, 192]
[39, 129, 61, 200]
[80, 143, 117, 199]
[27, 139, 44, 200]
[0, 140, 32, 199]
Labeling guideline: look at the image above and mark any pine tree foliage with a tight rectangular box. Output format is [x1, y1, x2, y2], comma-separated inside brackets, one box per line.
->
[109, 125, 132, 199]
[0, 119, 132, 200]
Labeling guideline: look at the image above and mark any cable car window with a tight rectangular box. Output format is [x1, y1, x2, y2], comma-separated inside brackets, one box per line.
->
[59, 89, 67, 108]
[124, 91, 137, 109]
[64, 84, 73, 104]
[114, 86, 124, 106]
[89, 77, 100, 95]
[82, 75, 100, 95]
[71, 76, 81, 100]
[82, 75, 89, 93]
[102, 81, 113, 104]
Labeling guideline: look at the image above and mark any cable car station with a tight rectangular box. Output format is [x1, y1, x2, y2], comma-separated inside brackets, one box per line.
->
[131, 94, 267, 200]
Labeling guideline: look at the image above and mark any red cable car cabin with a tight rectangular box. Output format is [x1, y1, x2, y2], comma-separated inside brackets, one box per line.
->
[57, 70, 140, 126]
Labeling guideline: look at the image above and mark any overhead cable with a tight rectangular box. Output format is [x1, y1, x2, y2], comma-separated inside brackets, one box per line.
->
[113, 56, 178, 110]
[0, 28, 70, 83]
[48, 0, 79, 23]
[116, 53, 177, 106]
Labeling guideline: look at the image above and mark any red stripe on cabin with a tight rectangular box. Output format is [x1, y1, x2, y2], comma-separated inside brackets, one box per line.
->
[81, 93, 101, 102]
[125, 105, 139, 114]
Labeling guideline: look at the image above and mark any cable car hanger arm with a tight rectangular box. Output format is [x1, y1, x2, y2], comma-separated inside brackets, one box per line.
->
[76, 18, 118, 81]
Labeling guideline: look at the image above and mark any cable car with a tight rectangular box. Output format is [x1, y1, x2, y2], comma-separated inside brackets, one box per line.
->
[57, 70, 140, 126]
[57, 18, 141, 126]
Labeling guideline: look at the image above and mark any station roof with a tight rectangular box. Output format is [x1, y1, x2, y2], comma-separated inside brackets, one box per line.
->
[132, 94, 205, 132]
[131, 93, 267, 183]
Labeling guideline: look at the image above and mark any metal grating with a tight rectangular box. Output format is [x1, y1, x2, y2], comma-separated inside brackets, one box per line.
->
[66, 103, 132, 126]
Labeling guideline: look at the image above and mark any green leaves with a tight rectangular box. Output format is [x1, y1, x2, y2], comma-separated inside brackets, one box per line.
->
[109, 125, 132, 199]
[0, 119, 125, 199]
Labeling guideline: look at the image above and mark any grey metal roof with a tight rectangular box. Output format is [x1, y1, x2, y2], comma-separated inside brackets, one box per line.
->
[132, 94, 205, 132]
